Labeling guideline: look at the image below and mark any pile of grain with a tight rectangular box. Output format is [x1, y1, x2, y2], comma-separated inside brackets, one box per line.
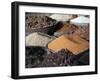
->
[50, 14, 77, 22]
[26, 32, 55, 46]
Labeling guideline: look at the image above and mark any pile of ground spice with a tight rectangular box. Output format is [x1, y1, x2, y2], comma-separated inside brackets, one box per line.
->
[58, 23, 78, 33]
[74, 26, 89, 41]
[48, 34, 89, 55]
[54, 23, 78, 36]
[54, 23, 89, 41]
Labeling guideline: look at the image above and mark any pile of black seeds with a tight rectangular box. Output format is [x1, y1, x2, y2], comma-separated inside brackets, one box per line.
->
[70, 50, 89, 65]
[39, 49, 75, 67]
[25, 46, 50, 68]
[25, 46, 80, 68]
[26, 15, 56, 29]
